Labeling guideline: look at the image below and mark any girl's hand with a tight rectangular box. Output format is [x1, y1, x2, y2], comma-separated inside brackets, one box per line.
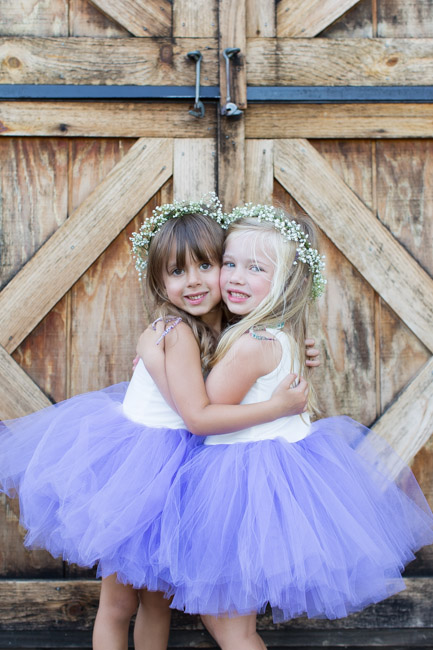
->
[305, 338, 320, 367]
[270, 373, 309, 417]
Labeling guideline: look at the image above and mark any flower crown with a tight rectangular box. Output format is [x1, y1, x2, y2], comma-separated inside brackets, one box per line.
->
[130, 192, 228, 278]
[226, 203, 326, 299]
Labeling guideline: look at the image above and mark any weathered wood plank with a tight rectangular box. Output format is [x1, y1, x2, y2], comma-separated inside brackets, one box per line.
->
[219, 0, 247, 110]
[322, 0, 373, 38]
[1, 627, 433, 648]
[246, 0, 275, 37]
[370, 357, 433, 475]
[173, 0, 217, 37]
[274, 139, 433, 352]
[302, 139, 377, 424]
[0, 0, 68, 37]
[376, 140, 433, 277]
[0, 578, 431, 630]
[89, 0, 172, 37]
[378, 300, 430, 421]
[173, 139, 216, 201]
[12, 297, 68, 404]
[0, 346, 51, 420]
[70, 0, 129, 37]
[218, 116, 245, 212]
[67, 140, 146, 396]
[247, 38, 433, 85]
[0, 102, 217, 138]
[274, 180, 377, 424]
[0, 138, 173, 354]
[378, 0, 433, 37]
[0, 495, 62, 578]
[0, 138, 68, 289]
[0, 37, 218, 85]
[245, 140, 273, 204]
[277, 0, 362, 37]
[245, 104, 433, 139]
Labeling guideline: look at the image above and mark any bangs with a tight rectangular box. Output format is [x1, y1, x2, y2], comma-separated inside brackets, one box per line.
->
[166, 213, 223, 269]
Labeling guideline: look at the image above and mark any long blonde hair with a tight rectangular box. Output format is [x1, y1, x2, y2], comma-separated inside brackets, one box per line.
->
[212, 215, 320, 413]
[146, 212, 226, 371]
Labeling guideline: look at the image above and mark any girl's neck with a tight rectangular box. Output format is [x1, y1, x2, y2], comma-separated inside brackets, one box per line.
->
[201, 307, 223, 338]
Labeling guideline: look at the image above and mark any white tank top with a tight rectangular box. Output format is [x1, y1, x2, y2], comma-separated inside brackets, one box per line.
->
[205, 329, 311, 445]
[122, 359, 186, 429]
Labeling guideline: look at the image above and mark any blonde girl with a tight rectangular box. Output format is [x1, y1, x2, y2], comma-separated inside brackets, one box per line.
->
[145, 206, 433, 650]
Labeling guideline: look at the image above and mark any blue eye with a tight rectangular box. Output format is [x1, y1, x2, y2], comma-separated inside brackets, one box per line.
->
[250, 265, 263, 272]
[200, 262, 211, 270]
[172, 268, 184, 276]
[223, 261, 235, 268]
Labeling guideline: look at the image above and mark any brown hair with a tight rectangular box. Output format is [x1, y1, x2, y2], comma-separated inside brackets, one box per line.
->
[146, 212, 225, 370]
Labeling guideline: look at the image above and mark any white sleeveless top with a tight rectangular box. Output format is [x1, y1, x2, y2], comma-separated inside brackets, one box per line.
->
[205, 329, 311, 445]
[122, 359, 186, 429]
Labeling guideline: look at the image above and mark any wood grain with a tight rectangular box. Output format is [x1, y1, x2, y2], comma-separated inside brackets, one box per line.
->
[247, 38, 433, 85]
[376, 140, 433, 276]
[245, 104, 433, 139]
[0, 37, 218, 85]
[378, 0, 433, 37]
[245, 140, 274, 204]
[0, 138, 68, 289]
[218, 116, 245, 212]
[0, 577, 431, 630]
[274, 139, 433, 352]
[0, 0, 68, 37]
[0, 345, 51, 419]
[0, 101, 217, 138]
[322, 0, 373, 38]
[0, 494, 62, 577]
[69, 0, 129, 37]
[219, 0, 247, 110]
[369, 357, 433, 476]
[0, 138, 173, 354]
[246, 0, 275, 37]
[173, 0, 217, 37]
[308, 140, 376, 423]
[12, 298, 68, 404]
[89, 0, 172, 37]
[173, 139, 217, 200]
[277, 0, 362, 37]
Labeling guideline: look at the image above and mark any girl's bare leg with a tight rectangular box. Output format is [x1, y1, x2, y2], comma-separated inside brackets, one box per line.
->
[201, 613, 267, 650]
[134, 590, 171, 650]
[93, 575, 138, 650]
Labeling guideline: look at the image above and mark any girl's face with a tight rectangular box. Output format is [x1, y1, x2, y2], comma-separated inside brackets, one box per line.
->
[220, 232, 275, 316]
[163, 245, 222, 321]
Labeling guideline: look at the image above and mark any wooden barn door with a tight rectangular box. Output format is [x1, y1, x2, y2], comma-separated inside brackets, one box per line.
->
[1, 0, 433, 647]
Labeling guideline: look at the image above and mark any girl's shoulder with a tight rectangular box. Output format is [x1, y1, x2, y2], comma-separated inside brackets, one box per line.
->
[223, 329, 282, 375]
[157, 317, 197, 349]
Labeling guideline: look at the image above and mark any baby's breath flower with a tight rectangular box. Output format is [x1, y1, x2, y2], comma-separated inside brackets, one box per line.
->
[130, 193, 229, 280]
[226, 203, 326, 300]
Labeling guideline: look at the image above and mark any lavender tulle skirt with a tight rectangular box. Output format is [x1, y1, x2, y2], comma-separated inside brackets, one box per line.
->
[155, 416, 433, 622]
[0, 383, 198, 590]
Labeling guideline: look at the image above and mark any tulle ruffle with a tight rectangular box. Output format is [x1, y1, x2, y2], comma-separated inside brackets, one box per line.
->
[0, 383, 199, 590]
[156, 416, 433, 622]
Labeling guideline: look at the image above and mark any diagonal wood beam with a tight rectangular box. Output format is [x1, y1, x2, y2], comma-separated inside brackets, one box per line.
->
[0, 138, 173, 354]
[89, 0, 172, 37]
[274, 139, 433, 353]
[0, 345, 51, 419]
[370, 357, 433, 476]
[277, 0, 361, 37]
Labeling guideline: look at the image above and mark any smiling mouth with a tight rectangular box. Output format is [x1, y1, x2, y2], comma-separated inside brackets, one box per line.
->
[227, 290, 249, 299]
[185, 292, 207, 302]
